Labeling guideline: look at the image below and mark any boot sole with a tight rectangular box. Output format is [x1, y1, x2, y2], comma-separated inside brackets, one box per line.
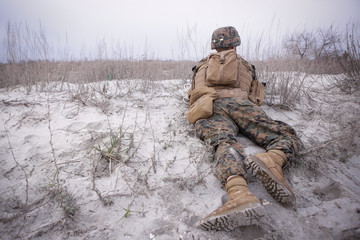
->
[244, 155, 295, 206]
[197, 202, 265, 232]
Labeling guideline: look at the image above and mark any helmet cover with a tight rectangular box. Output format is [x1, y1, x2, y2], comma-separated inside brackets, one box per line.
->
[211, 26, 241, 49]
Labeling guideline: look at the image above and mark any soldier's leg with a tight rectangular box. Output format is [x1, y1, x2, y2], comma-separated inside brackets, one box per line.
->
[227, 98, 302, 205]
[195, 103, 247, 186]
[228, 99, 302, 161]
[195, 100, 264, 230]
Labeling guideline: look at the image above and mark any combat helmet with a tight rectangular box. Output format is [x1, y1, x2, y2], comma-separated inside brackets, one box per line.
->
[211, 26, 241, 49]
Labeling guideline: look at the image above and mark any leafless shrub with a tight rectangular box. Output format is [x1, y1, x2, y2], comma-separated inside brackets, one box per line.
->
[2, 19, 359, 99]
[283, 30, 315, 61]
[251, 56, 309, 108]
[281, 23, 360, 92]
[251, 23, 359, 107]
[0, 59, 194, 89]
[329, 22, 360, 93]
[0, 21, 195, 89]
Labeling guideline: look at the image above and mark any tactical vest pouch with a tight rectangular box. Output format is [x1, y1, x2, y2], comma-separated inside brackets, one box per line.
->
[249, 79, 265, 106]
[205, 49, 238, 87]
[186, 87, 217, 124]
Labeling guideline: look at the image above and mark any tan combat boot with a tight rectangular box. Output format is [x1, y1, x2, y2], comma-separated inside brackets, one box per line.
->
[197, 176, 265, 231]
[244, 150, 296, 206]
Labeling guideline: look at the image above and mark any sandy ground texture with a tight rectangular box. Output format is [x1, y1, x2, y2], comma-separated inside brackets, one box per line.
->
[0, 78, 359, 240]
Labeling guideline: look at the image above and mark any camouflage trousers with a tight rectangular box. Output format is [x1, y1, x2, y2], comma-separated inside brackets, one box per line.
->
[195, 98, 302, 186]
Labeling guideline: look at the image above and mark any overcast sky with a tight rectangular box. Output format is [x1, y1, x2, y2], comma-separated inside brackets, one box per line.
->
[1, 0, 359, 60]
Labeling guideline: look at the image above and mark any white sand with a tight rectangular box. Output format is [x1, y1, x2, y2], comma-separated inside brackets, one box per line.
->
[0, 77, 359, 239]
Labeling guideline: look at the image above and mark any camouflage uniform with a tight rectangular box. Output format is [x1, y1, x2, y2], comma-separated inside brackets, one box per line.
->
[195, 97, 302, 186]
[189, 26, 302, 187]
[190, 26, 302, 231]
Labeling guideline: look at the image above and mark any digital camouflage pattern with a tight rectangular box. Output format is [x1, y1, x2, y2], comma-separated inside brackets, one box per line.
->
[211, 26, 241, 49]
[195, 98, 302, 186]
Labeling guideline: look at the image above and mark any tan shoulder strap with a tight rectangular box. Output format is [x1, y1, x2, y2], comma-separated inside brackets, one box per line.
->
[238, 56, 257, 81]
[190, 57, 208, 92]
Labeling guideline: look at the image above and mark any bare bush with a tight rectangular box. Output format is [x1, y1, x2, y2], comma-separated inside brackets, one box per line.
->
[0, 21, 195, 89]
[0, 59, 195, 88]
[254, 58, 309, 108]
[253, 23, 360, 107]
[1, 20, 359, 97]
[283, 30, 315, 60]
[330, 23, 360, 92]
